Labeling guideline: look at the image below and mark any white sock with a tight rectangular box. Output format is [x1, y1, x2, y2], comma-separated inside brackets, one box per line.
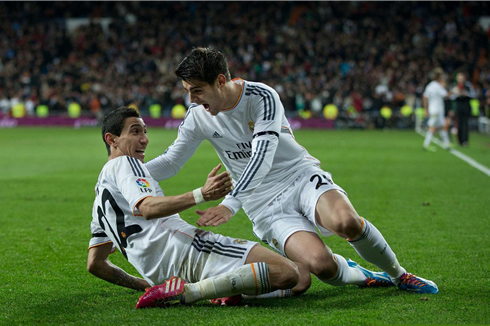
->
[348, 218, 405, 279]
[423, 130, 433, 148]
[439, 130, 450, 147]
[243, 289, 292, 299]
[321, 254, 366, 286]
[184, 263, 271, 304]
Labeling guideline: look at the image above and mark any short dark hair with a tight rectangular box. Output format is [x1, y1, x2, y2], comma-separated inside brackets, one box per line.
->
[101, 106, 140, 155]
[174, 47, 231, 85]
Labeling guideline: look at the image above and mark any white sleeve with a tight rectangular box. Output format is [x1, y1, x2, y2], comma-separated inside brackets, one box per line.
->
[467, 82, 477, 99]
[145, 105, 203, 182]
[115, 156, 159, 216]
[438, 84, 448, 97]
[449, 85, 459, 100]
[88, 219, 115, 250]
[221, 85, 281, 215]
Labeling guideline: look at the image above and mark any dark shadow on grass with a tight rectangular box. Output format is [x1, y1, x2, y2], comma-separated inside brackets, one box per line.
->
[188, 286, 406, 311]
[11, 285, 442, 324]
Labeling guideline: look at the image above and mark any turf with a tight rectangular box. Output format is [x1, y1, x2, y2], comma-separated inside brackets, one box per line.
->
[0, 127, 488, 325]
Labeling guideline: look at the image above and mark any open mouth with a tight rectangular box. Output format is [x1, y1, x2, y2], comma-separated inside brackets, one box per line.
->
[203, 104, 210, 110]
[135, 150, 145, 162]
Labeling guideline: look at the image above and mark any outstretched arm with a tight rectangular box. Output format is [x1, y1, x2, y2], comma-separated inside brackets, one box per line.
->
[137, 164, 231, 219]
[87, 243, 149, 291]
[145, 104, 203, 181]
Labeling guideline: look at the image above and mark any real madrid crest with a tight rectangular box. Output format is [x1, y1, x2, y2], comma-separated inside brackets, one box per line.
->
[272, 238, 279, 248]
[248, 122, 255, 133]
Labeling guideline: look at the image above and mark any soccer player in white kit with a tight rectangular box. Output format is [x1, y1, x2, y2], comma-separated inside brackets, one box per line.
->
[146, 47, 439, 294]
[87, 107, 309, 308]
[423, 68, 452, 150]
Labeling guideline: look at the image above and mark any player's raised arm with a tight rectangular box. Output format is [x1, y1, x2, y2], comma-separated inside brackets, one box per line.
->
[145, 105, 203, 182]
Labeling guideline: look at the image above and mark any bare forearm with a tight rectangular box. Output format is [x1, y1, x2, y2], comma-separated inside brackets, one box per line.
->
[90, 260, 149, 291]
[138, 192, 196, 220]
[138, 164, 231, 220]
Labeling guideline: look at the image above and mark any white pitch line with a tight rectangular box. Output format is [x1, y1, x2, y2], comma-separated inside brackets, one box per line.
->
[417, 131, 490, 177]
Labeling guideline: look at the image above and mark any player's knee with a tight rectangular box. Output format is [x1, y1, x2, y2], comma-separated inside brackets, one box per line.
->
[331, 209, 362, 239]
[306, 250, 337, 279]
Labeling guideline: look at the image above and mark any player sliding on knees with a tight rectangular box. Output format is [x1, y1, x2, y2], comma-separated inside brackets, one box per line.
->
[145, 47, 439, 295]
[87, 107, 311, 308]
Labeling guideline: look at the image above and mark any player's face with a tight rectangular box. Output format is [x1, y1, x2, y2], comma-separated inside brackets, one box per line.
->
[115, 117, 148, 162]
[182, 79, 223, 116]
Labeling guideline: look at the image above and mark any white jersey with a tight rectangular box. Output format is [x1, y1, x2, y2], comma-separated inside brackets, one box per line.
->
[89, 155, 256, 286]
[145, 79, 320, 217]
[423, 80, 447, 116]
[89, 156, 198, 286]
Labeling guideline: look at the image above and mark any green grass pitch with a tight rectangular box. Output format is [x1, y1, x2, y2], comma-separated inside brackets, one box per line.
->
[1, 127, 489, 325]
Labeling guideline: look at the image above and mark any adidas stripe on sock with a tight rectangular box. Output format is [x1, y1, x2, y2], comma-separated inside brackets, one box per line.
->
[184, 263, 271, 303]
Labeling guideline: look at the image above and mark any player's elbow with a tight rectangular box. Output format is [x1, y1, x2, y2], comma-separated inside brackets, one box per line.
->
[87, 257, 111, 280]
[141, 212, 156, 220]
[87, 257, 100, 275]
[136, 200, 157, 220]
[139, 207, 158, 220]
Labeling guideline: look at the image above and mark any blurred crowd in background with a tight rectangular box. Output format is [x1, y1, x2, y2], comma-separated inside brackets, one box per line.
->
[1, 1, 490, 128]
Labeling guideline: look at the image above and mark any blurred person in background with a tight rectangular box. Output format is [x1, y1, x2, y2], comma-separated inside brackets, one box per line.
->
[422, 68, 452, 151]
[451, 72, 477, 147]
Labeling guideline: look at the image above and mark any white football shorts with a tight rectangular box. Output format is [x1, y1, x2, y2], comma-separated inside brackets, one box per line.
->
[248, 166, 346, 256]
[427, 113, 445, 128]
[158, 218, 258, 284]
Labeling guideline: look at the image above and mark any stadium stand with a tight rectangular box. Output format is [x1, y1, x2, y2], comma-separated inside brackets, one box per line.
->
[0, 2, 489, 129]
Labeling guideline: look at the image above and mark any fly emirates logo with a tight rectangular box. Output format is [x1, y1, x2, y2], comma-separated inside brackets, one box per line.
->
[225, 142, 252, 160]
